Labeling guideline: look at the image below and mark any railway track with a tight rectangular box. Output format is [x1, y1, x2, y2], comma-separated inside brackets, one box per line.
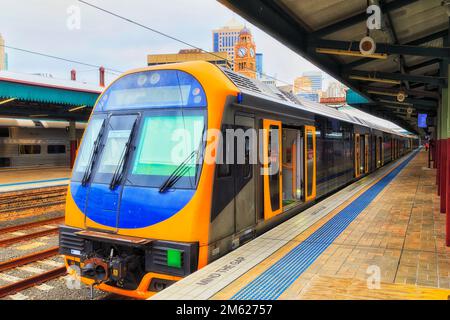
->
[0, 266, 66, 298]
[0, 246, 66, 298]
[0, 216, 63, 235]
[0, 216, 63, 247]
[0, 186, 67, 214]
[0, 247, 60, 272]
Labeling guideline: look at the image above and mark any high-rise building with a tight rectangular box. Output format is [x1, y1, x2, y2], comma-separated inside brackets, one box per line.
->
[303, 71, 323, 92]
[147, 49, 231, 69]
[0, 34, 5, 71]
[255, 53, 263, 78]
[293, 76, 312, 94]
[212, 18, 244, 69]
[233, 27, 257, 79]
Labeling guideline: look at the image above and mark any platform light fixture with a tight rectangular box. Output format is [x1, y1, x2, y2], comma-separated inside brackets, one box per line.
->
[69, 105, 87, 112]
[349, 75, 401, 85]
[29, 114, 49, 118]
[0, 98, 16, 105]
[316, 48, 388, 60]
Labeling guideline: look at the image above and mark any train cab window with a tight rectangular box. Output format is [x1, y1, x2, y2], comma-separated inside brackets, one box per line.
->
[19, 145, 41, 155]
[129, 112, 206, 189]
[0, 128, 9, 138]
[72, 116, 105, 179]
[47, 145, 66, 154]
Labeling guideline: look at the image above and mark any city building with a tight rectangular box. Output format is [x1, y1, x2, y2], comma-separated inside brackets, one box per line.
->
[256, 53, 263, 78]
[212, 18, 244, 69]
[293, 76, 312, 94]
[147, 49, 231, 69]
[302, 71, 323, 92]
[325, 81, 347, 98]
[297, 92, 320, 102]
[261, 76, 276, 87]
[0, 34, 5, 71]
[233, 27, 257, 79]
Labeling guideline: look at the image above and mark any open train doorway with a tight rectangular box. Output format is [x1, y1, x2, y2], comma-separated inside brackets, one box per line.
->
[282, 127, 303, 209]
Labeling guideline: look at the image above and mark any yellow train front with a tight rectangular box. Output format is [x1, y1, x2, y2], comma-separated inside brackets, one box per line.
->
[60, 61, 238, 299]
[60, 61, 416, 299]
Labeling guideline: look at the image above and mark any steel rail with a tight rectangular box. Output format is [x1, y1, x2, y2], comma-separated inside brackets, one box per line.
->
[0, 217, 63, 235]
[0, 266, 66, 298]
[0, 227, 59, 247]
[0, 247, 60, 272]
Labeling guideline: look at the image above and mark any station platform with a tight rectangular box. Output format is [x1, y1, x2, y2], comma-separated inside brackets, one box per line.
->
[0, 167, 71, 193]
[152, 150, 450, 300]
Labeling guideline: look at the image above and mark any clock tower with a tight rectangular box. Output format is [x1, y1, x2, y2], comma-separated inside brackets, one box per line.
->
[233, 27, 257, 79]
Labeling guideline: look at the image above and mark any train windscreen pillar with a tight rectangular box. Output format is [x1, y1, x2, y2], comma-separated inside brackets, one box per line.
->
[69, 121, 77, 169]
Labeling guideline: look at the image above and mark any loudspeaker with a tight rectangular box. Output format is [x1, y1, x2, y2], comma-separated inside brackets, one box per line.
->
[359, 36, 376, 55]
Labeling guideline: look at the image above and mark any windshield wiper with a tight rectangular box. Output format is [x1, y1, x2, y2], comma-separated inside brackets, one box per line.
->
[109, 118, 139, 190]
[81, 120, 106, 186]
[159, 150, 198, 193]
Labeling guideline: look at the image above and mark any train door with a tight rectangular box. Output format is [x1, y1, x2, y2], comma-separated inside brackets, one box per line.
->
[371, 135, 377, 172]
[376, 136, 382, 168]
[262, 119, 282, 220]
[391, 138, 395, 161]
[234, 115, 256, 232]
[282, 128, 302, 206]
[304, 126, 316, 202]
[355, 134, 360, 178]
[364, 135, 369, 174]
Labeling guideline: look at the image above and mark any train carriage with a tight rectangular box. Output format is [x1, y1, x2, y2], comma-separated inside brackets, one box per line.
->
[60, 61, 417, 299]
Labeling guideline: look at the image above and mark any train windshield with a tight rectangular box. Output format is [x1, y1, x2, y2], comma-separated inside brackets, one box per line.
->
[72, 115, 105, 176]
[128, 110, 206, 189]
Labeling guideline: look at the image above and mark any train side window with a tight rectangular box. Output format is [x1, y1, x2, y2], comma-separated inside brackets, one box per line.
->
[243, 136, 252, 179]
[19, 145, 41, 155]
[0, 128, 9, 138]
[217, 127, 231, 178]
[0, 158, 10, 167]
[47, 145, 66, 154]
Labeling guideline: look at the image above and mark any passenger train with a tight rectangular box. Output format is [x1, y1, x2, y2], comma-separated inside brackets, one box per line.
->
[60, 61, 418, 299]
[0, 118, 85, 168]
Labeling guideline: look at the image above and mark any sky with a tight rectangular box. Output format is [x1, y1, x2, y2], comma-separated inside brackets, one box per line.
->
[0, 0, 335, 88]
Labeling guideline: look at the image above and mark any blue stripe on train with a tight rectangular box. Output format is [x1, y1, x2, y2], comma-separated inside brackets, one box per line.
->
[70, 182, 194, 229]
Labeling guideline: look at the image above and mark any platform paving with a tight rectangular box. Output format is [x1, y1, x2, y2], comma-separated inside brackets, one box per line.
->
[212, 151, 450, 300]
[0, 167, 71, 193]
[152, 150, 450, 300]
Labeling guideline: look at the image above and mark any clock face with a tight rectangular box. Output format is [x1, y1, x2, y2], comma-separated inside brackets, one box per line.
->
[250, 48, 255, 57]
[238, 47, 247, 58]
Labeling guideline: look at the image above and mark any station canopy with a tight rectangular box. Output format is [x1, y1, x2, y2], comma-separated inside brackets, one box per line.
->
[219, 0, 449, 135]
[0, 71, 102, 121]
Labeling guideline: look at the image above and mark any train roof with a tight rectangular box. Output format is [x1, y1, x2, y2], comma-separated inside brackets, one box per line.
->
[219, 67, 415, 139]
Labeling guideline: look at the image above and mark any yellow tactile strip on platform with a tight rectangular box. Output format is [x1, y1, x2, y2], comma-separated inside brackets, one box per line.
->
[292, 275, 450, 300]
